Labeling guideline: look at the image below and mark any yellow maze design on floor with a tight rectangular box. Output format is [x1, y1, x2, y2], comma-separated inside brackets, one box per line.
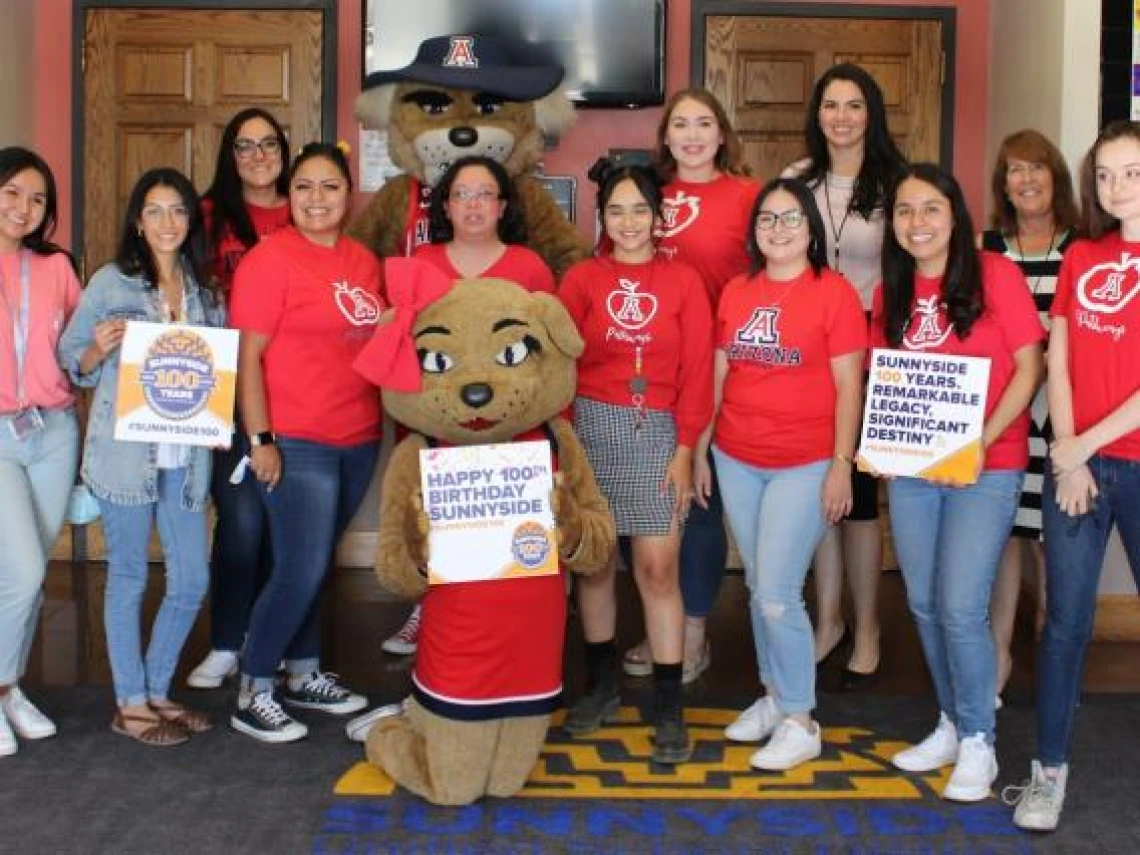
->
[336, 707, 950, 800]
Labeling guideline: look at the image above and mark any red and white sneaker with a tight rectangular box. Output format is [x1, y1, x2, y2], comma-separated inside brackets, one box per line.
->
[381, 605, 421, 655]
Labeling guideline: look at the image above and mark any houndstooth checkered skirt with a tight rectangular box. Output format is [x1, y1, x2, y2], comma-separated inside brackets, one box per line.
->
[574, 397, 678, 536]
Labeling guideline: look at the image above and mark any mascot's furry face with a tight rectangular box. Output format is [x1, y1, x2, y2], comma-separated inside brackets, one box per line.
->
[383, 279, 583, 446]
[356, 83, 575, 186]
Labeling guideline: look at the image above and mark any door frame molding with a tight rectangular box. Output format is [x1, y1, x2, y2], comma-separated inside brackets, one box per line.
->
[71, 0, 338, 254]
[690, 1, 956, 168]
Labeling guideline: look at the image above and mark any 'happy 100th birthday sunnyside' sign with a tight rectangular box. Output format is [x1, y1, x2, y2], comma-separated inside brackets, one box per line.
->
[114, 322, 238, 447]
[856, 349, 991, 484]
[420, 440, 558, 585]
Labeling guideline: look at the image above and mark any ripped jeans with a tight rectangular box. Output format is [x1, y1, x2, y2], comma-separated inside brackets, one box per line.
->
[712, 448, 828, 714]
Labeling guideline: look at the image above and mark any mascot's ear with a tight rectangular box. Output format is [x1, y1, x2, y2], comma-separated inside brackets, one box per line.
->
[355, 85, 397, 131]
[535, 86, 577, 139]
[532, 293, 584, 359]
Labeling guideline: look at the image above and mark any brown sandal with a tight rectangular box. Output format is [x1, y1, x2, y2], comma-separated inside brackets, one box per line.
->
[111, 710, 190, 747]
[149, 701, 214, 734]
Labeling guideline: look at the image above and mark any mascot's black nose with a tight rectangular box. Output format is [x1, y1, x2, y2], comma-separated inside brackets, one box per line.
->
[461, 382, 494, 409]
[448, 126, 478, 148]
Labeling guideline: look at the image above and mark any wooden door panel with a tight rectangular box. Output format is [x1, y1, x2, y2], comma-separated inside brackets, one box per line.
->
[706, 15, 944, 181]
[83, 8, 323, 276]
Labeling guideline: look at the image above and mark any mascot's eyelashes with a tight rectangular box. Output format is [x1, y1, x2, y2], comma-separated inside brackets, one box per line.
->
[418, 348, 455, 373]
[404, 90, 454, 115]
[495, 337, 539, 367]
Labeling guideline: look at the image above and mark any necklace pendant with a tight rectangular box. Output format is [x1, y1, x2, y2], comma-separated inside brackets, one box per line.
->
[629, 376, 647, 395]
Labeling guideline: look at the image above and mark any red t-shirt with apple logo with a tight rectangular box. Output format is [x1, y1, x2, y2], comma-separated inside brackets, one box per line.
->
[870, 251, 1045, 471]
[655, 173, 761, 307]
[558, 255, 713, 446]
[231, 227, 386, 446]
[1051, 232, 1140, 461]
[715, 266, 866, 468]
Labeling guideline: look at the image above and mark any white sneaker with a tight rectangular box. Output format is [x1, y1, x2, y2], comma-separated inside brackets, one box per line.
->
[892, 712, 959, 772]
[750, 718, 822, 771]
[0, 708, 15, 756]
[2, 687, 57, 739]
[942, 733, 998, 802]
[345, 701, 405, 743]
[1005, 760, 1067, 831]
[187, 650, 239, 689]
[725, 695, 780, 743]
[231, 691, 308, 743]
[381, 605, 422, 655]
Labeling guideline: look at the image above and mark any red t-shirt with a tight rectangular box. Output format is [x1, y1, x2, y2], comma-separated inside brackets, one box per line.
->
[1051, 232, 1140, 461]
[870, 251, 1045, 471]
[655, 173, 761, 307]
[413, 243, 555, 293]
[230, 228, 385, 446]
[715, 266, 867, 468]
[558, 255, 713, 446]
[201, 198, 291, 293]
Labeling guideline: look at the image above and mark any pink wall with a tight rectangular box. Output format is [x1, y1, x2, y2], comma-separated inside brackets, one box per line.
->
[38, 0, 988, 251]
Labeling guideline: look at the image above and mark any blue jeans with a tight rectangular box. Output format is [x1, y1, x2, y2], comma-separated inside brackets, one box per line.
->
[888, 471, 1023, 741]
[0, 408, 79, 685]
[1038, 455, 1140, 765]
[99, 468, 210, 706]
[208, 440, 272, 651]
[241, 437, 379, 691]
[713, 448, 828, 714]
[680, 448, 728, 618]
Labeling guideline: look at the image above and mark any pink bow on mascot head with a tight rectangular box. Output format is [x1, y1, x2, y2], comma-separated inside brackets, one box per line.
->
[354, 257, 451, 392]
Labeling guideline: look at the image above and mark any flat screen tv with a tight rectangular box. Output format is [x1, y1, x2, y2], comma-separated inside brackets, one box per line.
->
[363, 0, 666, 108]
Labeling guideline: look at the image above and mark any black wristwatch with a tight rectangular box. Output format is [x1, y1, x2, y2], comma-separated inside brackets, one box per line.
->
[249, 431, 275, 448]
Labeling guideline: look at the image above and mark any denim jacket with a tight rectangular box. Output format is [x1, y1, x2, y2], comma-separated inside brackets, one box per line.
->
[58, 262, 226, 511]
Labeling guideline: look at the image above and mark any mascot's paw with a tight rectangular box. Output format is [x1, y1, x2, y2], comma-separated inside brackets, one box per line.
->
[550, 471, 584, 559]
[404, 491, 431, 570]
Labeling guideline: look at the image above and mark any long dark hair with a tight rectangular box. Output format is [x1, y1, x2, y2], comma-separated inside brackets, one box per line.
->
[988, 129, 1079, 235]
[0, 146, 67, 258]
[1079, 120, 1140, 239]
[427, 156, 525, 244]
[652, 88, 751, 180]
[202, 108, 290, 252]
[801, 64, 906, 218]
[116, 168, 210, 294]
[881, 163, 982, 346]
[745, 178, 829, 277]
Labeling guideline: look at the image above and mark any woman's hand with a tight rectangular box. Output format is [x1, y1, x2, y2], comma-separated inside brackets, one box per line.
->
[821, 460, 853, 524]
[1055, 463, 1098, 517]
[693, 451, 712, 510]
[93, 319, 127, 358]
[1050, 435, 1092, 478]
[249, 444, 282, 491]
[664, 447, 694, 520]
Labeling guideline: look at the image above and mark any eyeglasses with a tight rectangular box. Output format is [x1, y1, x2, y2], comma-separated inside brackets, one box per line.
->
[1006, 162, 1048, 179]
[233, 136, 282, 160]
[756, 209, 805, 231]
[140, 204, 190, 223]
[448, 188, 501, 204]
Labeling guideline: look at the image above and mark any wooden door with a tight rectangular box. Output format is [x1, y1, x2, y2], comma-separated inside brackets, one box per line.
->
[82, 7, 324, 277]
[705, 16, 944, 180]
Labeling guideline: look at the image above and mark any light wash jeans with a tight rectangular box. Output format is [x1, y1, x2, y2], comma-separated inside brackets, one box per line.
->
[0, 408, 79, 685]
[1037, 455, 1140, 765]
[98, 468, 209, 706]
[713, 448, 828, 714]
[888, 471, 1023, 742]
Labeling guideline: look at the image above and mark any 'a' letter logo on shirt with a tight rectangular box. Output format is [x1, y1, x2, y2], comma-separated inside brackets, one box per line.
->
[443, 36, 478, 68]
[902, 295, 952, 350]
[606, 278, 658, 331]
[736, 307, 781, 345]
[656, 191, 701, 239]
[1077, 255, 1140, 314]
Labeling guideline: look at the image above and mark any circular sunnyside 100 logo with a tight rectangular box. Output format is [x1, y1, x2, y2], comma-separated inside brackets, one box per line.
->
[511, 520, 552, 570]
[140, 329, 217, 420]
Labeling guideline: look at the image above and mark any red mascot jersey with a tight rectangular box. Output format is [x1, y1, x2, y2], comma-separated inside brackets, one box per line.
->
[413, 424, 568, 720]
